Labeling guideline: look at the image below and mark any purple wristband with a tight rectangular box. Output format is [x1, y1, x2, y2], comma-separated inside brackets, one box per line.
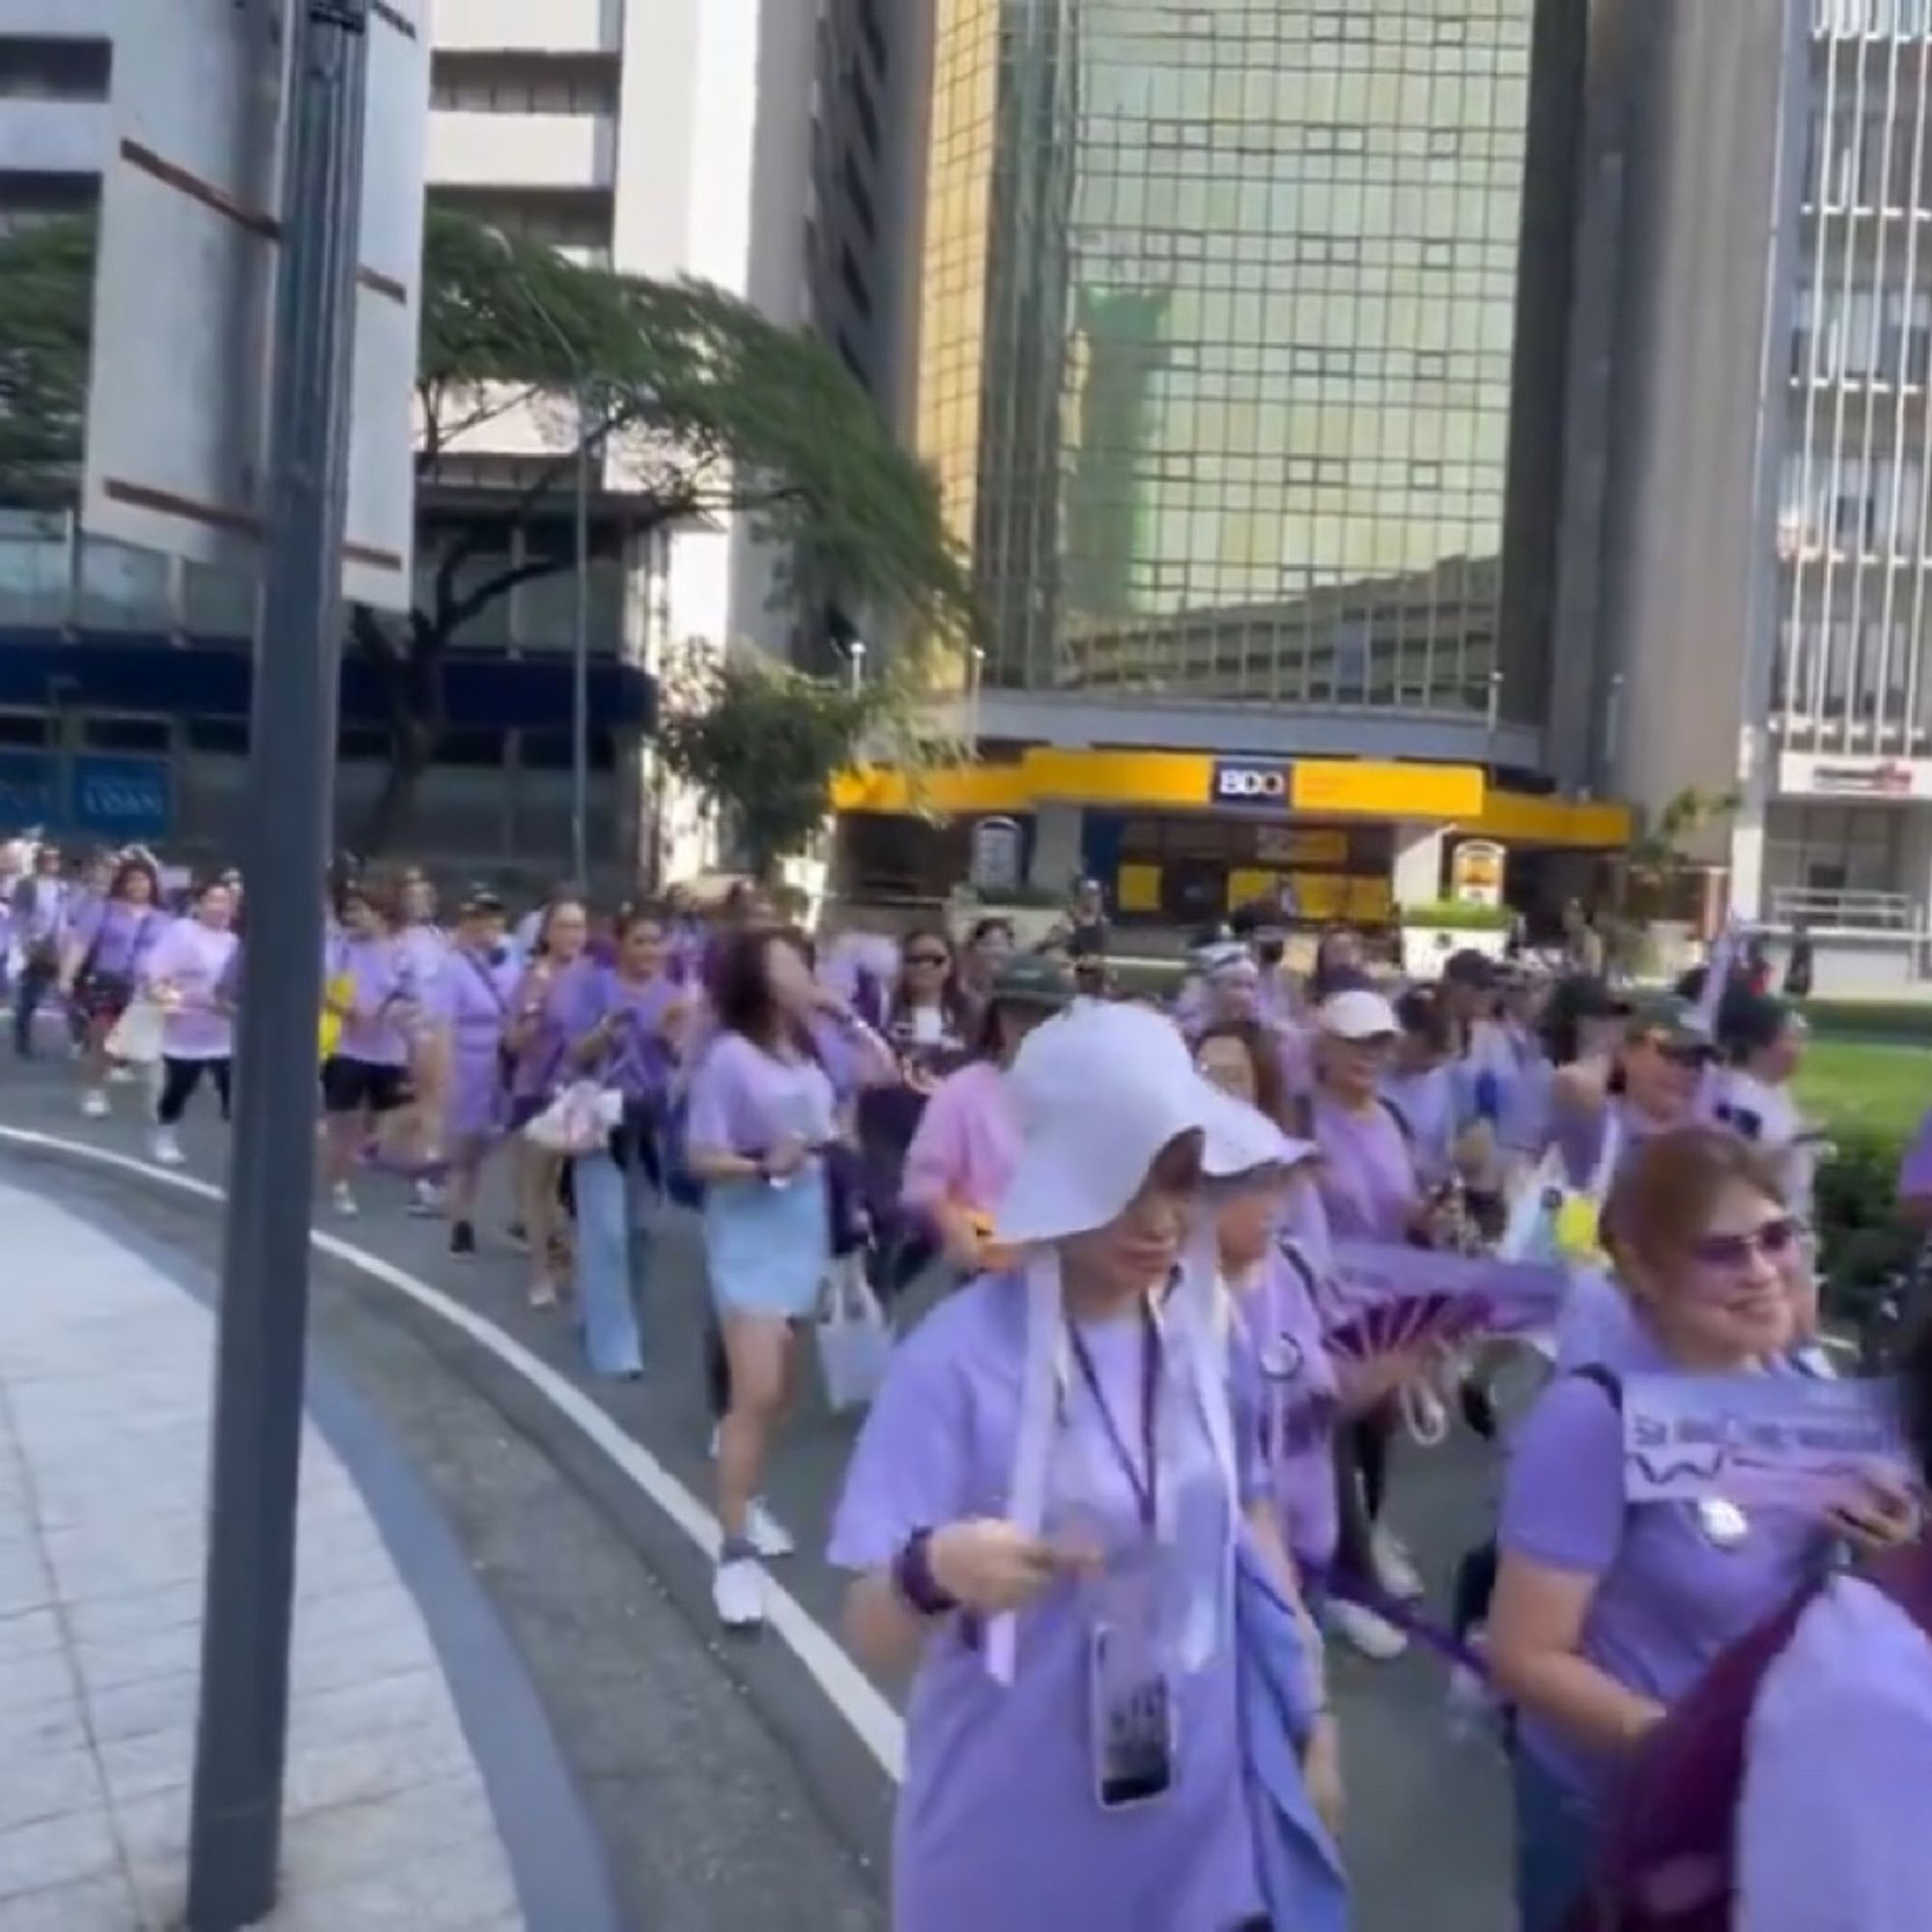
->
[894, 1527, 958, 1618]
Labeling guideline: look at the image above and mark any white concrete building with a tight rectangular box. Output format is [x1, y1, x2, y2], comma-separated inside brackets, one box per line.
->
[0, 0, 931, 885]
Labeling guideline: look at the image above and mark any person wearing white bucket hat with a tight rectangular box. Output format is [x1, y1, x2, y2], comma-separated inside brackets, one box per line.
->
[828, 1000, 1333, 1932]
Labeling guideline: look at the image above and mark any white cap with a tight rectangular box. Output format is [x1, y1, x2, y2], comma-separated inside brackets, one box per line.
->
[1195, 940, 1254, 981]
[991, 1002, 1273, 1246]
[1317, 987, 1400, 1041]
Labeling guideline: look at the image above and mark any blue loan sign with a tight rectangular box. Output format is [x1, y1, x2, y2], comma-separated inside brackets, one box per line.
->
[71, 755, 171, 842]
[0, 752, 55, 833]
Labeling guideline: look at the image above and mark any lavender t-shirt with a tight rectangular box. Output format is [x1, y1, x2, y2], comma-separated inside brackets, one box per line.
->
[1500, 1330, 1834, 1804]
[1309, 1093, 1419, 1243]
[828, 1275, 1263, 1932]
[1228, 1241, 1341, 1576]
[326, 934, 412, 1067]
[685, 1031, 836, 1156]
[1738, 1576, 1932, 1929]
[74, 900, 164, 980]
[142, 919, 239, 1061]
[553, 962, 682, 1103]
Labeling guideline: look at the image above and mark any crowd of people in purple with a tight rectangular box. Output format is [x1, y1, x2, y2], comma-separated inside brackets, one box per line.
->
[3, 838, 1929, 1930]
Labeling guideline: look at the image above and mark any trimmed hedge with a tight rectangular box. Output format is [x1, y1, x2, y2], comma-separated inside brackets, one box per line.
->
[1816, 1125, 1918, 1331]
[1800, 998, 1932, 1043]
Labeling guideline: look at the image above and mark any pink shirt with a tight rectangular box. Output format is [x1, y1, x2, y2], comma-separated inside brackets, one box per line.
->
[899, 1059, 1020, 1216]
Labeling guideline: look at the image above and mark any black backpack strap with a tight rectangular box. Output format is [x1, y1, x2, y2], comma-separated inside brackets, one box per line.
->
[1274, 1238, 1326, 1319]
[1378, 1094, 1412, 1142]
[1571, 1362, 1624, 1410]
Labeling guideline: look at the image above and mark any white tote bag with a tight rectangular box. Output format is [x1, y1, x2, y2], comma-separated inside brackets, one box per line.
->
[522, 1080, 622, 1155]
[105, 999, 167, 1066]
[817, 1252, 894, 1415]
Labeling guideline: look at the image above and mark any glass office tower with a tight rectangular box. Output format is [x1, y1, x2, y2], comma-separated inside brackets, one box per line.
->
[917, 0, 1584, 735]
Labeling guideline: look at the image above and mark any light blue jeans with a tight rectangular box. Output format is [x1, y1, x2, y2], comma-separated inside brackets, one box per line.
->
[1513, 1747, 1597, 1932]
[572, 1149, 647, 1377]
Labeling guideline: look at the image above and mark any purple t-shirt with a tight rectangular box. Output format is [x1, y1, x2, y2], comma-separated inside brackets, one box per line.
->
[1739, 1575, 1932, 1929]
[1899, 1108, 1932, 1199]
[1229, 1240, 1340, 1575]
[74, 899, 165, 980]
[505, 959, 576, 1100]
[685, 1031, 836, 1155]
[1309, 1092, 1418, 1243]
[828, 1274, 1263, 1932]
[553, 961, 683, 1103]
[1500, 1328, 1834, 1804]
[142, 918, 239, 1061]
[326, 933, 413, 1067]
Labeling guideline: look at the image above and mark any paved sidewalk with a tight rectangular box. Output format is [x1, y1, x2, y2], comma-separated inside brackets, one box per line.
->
[0, 1177, 523, 1931]
[0, 1053, 1514, 1932]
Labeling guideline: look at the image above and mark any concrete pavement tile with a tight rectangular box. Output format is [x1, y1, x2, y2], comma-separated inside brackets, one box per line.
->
[0, 1808, 121, 1901]
[93, 1728, 191, 1810]
[0, 1643, 81, 1719]
[0, 1609, 64, 1668]
[291, 1539, 396, 1604]
[274, 1831, 518, 1930]
[71, 1622, 201, 1696]
[289, 1664, 453, 1749]
[290, 1576, 418, 1649]
[289, 1613, 436, 1699]
[8, 1690, 90, 1760]
[276, 1778, 498, 1889]
[84, 1668, 196, 1746]
[42, 1527, 206, 1604]
[0, 1545, 51, 1623]
[282, 1727, 481, 1821]
[0, 1747, 109, 1836]
[0, 1870, 142, 1931]
[66, 1579, 200, 1649]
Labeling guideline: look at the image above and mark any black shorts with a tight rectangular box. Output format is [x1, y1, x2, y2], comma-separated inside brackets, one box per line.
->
[320, 1055, 410, 1116]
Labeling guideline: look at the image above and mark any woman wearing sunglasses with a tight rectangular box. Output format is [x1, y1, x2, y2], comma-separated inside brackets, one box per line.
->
[1490, 1128, 1918, 1932]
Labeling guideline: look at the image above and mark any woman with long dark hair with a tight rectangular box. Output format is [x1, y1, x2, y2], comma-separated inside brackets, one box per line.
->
[59, 853, 164, 1119]
[684, 925, 842, 1630]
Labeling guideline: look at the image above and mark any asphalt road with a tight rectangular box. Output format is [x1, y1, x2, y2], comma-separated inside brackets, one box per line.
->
[0, 1052, 1513, 1930]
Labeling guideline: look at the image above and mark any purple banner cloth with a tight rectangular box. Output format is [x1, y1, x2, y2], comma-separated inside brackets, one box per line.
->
[1321, 1240, 1570, 1352]
[1622, 1373, 1913, 1510]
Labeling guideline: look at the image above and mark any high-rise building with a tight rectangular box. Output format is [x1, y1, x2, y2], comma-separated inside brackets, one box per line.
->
[843, 0, 1615, 926]
[0, 0, 926, 878]
[1559, 0, 1932, 988]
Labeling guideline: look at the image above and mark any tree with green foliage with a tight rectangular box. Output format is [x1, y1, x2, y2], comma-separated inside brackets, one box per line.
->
[655, 642, 951, 882]
[0, 206, 977, 851]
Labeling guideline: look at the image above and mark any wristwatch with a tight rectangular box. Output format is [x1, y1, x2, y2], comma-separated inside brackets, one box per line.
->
[894, 1527, 959, 1618]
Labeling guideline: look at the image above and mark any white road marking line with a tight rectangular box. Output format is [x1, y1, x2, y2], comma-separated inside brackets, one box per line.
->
[0, 1124, 908, 1782]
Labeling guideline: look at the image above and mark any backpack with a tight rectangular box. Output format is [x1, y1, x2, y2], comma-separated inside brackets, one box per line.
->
[1578, 1542, 1932, 1930]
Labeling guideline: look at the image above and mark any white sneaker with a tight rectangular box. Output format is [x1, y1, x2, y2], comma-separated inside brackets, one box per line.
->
[330, 1181, 358, 1219]
[150, 1127, 185, 1168]
[712, 1554, 766, 1630]
[409, 1179, 443, 1218]
[1373, 1527, 1425, 1602]
[107, 1064, 137, 1086]
[1327, 1598, 1408, 1662]
[80, 1089, 108, 1120]
[745, 1499, 795, 1560]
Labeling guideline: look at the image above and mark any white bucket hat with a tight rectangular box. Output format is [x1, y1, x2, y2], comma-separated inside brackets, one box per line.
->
[992, 1001, 1281, 1247]
[983, 1002, 1281, 1684]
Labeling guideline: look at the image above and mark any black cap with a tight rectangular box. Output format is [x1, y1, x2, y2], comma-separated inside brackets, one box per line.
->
[1442, 948, 1497, 990]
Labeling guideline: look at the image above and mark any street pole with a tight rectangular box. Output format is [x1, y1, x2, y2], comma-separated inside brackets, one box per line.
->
[185, 4, 369, 1927]
[571, 384, 591, 890]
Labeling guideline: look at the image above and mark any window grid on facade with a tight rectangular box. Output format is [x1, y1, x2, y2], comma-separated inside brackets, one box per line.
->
[1781, 19, 1932, 753]
[916, 0, 1536, 712]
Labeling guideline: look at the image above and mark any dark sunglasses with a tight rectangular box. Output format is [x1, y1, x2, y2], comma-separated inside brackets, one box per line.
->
[906, 951, 949, 968]
[1690, 1216, 1800, 1270]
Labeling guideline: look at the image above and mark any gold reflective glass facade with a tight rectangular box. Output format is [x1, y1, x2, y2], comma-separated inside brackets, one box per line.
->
[916, 0, 1568, 718]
